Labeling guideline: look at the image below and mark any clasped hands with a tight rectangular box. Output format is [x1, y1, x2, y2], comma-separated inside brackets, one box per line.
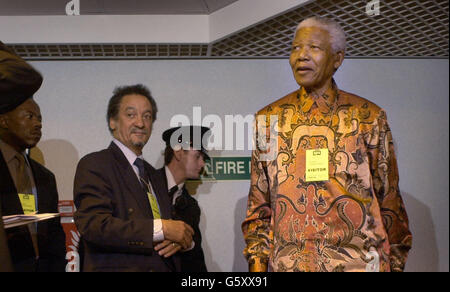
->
[154, 219, 194, 258]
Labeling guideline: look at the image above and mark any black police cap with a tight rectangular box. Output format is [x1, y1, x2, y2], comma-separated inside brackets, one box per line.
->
[162, 126, 211, 159]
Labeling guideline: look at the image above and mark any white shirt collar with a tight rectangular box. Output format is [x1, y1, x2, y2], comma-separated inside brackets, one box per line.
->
[165, 166, 185, 205]
[165, 165, 184, 191]
[0, 138, 30, 166]
[113, 138, 143, 167]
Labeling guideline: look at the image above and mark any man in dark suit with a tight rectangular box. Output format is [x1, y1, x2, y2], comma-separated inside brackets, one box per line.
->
[0, 41, 67, 272]
[0, 205, 13, 272]
[73, 84, 194, 272]
[155, 126, 209, 272]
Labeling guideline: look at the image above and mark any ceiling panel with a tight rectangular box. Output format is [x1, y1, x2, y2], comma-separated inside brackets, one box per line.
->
[0, 0, 239, 15]
[0, 0, 64, 15]
[211, 0, 449, 58]
[204, 0, 238, 12]
[91, 0, 208, 15]
[4, 0, 449, 59]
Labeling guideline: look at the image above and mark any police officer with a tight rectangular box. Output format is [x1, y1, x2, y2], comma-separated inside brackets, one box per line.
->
[155, 125, 210, 272]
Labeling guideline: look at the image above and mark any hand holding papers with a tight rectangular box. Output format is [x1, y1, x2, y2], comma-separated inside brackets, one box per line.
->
[2, 213, 60, 229]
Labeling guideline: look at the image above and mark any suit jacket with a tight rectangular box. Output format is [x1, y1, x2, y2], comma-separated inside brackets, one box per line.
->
[0, 205, 13, 272]
[0, 151, 67, 272]
[159, 168, 207, 272]
[73, 142, 181, 272]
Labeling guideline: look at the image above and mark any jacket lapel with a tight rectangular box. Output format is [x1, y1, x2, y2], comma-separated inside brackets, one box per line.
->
[0, 152, 24, 215]
[108, 142, 153, 218]
[28, 158, 47, 213]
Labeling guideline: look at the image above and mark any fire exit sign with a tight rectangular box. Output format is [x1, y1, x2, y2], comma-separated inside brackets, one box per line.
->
[201, 157, 251, 181]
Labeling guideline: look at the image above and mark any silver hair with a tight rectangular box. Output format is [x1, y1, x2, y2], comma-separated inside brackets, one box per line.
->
[295, 16, 346, 53]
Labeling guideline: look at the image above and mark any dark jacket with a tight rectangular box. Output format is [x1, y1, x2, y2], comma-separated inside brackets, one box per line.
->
[0, 151, 67, 272]
[0, 205, 13, 272]
[74, 142, 180, 272]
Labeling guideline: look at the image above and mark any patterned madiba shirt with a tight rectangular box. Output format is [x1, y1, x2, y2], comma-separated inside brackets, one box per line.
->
[242, 81, 412, 272]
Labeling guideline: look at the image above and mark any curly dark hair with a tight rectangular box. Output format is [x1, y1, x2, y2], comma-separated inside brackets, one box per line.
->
[106, 84, 158, 133]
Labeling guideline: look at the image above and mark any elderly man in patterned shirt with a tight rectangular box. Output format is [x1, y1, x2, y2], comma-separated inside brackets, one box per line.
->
[242, 16, 412, 272]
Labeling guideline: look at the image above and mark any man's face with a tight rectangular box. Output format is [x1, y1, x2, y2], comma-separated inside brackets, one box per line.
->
[0, 98, 42, 151]
[109, 94, 153, 155]
[180, 149, 206, 180]
[289, 26, 343, 92]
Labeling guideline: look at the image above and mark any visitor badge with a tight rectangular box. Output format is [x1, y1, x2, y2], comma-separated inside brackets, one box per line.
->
[305, 149, 329, 182]
[18, 193, 36, 214]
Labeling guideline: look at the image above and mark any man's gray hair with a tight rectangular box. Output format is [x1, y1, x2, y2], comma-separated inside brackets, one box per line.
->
[295, 16, 346, 53]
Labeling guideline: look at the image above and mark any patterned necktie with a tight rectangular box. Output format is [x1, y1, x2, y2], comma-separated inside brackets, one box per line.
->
[133, 158, 149, 193]
[15, 153, 32, 194]
[15, 153, 39, 258]
[134, 158, 161, 219]
[168, 185, 178, 203]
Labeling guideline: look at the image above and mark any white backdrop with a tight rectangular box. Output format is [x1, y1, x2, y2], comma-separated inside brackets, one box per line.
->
[29, 58, 449, 272]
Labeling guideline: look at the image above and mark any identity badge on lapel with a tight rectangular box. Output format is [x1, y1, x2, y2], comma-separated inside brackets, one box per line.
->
[147, 191, 161, 220]
[18, 193, 36, 214]
[139, 177, 161, 219]
[305, 149, 329, 182]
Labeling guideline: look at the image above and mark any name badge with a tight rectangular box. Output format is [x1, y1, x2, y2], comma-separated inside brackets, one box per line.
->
[18, 193, 36, 214]
[305, 149, 329, 182]
[147, 192, 161, 219]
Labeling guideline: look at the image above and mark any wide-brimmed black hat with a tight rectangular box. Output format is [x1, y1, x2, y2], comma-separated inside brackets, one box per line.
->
[162, 125, 211, 160]
[0, 41, 43, 114]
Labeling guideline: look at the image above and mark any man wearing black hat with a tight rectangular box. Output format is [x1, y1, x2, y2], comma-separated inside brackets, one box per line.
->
[0, 42, 66, 272]
[155, 125, 210, 272]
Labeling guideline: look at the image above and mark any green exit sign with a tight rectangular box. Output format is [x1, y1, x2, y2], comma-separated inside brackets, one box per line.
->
[200, 157, 251, 181]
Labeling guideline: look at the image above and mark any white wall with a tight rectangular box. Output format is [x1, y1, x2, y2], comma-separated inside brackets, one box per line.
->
[30, 58, 449, 272]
